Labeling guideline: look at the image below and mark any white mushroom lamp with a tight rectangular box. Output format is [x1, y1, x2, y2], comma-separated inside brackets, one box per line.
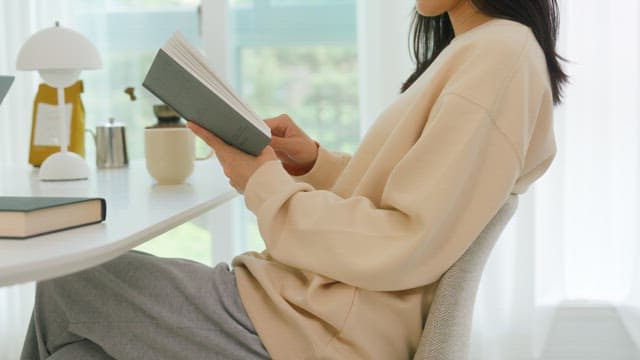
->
[16, 21, 102, 181]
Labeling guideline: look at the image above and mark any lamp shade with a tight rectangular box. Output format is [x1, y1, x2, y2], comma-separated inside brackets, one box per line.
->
[16, 23, 102, 71]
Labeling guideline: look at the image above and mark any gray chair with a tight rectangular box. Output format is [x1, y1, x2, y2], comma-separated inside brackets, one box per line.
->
[413, 195, 519, 360]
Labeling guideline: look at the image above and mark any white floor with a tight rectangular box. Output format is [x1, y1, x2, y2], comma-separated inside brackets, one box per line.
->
[539, 304, 640, 360]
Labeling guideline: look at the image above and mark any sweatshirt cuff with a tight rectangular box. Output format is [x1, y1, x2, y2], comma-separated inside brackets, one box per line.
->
[294, 146, 350, 189]
[244, 160, 308, 214]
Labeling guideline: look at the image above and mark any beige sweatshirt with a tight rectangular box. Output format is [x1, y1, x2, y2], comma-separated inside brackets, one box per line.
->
[232, 19, 556, 359]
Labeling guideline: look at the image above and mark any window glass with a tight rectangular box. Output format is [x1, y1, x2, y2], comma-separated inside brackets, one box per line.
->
[239, 46, 359, 153]
[69, 0, 358, 259]
[76, 0, 201, 160]
[230, 0, 358, 251]
[73, 0, 211, 263]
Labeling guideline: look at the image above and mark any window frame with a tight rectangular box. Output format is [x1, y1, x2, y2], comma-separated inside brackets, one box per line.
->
[203, 0, 358, 257]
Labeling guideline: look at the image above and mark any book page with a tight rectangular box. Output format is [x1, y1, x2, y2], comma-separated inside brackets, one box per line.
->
[161, 32, 270, 137]
[171, 33, 250, 114]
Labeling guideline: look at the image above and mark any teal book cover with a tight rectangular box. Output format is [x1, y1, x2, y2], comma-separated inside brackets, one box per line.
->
[0, 197, 106, 239]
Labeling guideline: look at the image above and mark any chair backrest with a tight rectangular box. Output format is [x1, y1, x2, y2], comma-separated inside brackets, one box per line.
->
[412, 195, 519, 360]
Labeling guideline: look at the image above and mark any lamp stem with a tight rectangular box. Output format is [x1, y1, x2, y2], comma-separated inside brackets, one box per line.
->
[57, 86, 68, 153]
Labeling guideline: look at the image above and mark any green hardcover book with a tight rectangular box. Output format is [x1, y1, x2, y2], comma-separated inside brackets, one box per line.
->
[0, 75, 13, 105]
[0, 197, 106, 239]
[143, 32, 271, 156]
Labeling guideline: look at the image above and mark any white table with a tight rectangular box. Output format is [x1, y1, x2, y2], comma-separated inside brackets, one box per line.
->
[0, 159, 236, 287]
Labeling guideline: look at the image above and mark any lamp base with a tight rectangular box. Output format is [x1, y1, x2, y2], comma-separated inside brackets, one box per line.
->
[39, 151, 90, 181]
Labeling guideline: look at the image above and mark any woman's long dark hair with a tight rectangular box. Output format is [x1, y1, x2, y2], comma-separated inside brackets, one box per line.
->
[401, 0, 568, 105]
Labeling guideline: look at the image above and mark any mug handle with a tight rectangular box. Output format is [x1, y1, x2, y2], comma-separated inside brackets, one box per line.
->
[195, 136, 215, 160]
[196, 148, 215, 161]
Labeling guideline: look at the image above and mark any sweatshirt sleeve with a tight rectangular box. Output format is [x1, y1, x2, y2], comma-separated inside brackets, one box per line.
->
[244, 94, 522, 291]
[293, 146, 351, 190]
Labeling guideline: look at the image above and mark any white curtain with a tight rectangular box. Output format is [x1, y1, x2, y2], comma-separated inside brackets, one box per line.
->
[563, 0, 640, 350]
[558, 0, 639, 303]
[357, 0, 640, 359]
[0, 1, 76, 358]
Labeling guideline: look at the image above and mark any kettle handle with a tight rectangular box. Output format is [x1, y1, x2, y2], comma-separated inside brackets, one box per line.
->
[85, 128, 97, 145]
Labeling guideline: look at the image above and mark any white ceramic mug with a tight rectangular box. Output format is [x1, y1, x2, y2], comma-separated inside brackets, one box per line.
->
[144, 127, 212, 185]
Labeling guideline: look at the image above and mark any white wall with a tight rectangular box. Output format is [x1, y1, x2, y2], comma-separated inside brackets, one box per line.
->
[201, 0, 243, 266]
[356, 0, 414, 133]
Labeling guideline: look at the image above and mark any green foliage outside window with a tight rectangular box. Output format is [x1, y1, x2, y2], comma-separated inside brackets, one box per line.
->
[231, 0, 359, 253]
[135, 222, 212, 264]
[240, 46, 359, 153]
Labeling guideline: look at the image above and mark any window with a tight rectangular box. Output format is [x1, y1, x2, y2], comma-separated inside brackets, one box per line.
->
[228, 0, 358, 251]
[74, 0, 213, 264]
[71, 0, 359, 259]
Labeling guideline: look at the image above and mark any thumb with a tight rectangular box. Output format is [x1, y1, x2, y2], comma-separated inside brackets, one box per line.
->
[264, 115, 287, 130]
[269, 135, 297, 152]
[265, 114, 294, 136]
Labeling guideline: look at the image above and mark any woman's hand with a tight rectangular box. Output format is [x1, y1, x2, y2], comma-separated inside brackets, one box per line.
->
[186, 121, 278, 193]
[265, 114, 319, 176]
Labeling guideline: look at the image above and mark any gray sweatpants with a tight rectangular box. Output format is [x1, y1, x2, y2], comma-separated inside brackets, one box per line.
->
[20, 251, 271, 360]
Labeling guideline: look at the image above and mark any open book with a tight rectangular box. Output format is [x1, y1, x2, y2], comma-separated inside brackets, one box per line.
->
[143, 32, 271, 156]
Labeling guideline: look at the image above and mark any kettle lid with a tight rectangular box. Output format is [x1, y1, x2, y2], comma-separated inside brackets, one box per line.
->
[100, 117, 125, 128]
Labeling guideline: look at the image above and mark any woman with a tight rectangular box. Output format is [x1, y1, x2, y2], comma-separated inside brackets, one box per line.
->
[22, 0, 566, 359]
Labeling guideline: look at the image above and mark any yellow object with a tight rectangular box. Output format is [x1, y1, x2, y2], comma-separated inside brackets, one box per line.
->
[28, 80, 86, 167]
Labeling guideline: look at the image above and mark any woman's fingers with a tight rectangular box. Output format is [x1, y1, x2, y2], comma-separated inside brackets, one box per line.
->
[264, 114, 293, 136]
[274, 149, 290, 161]
[269, 135, 296, 152]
